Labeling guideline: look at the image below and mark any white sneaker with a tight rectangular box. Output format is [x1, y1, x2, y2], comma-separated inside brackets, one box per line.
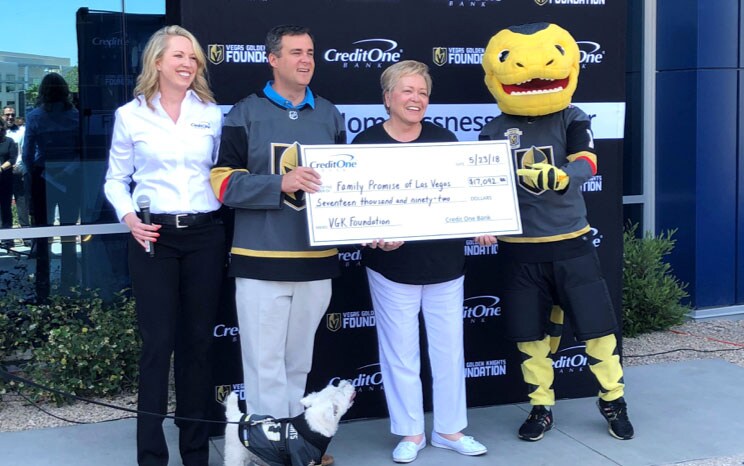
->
[392, 437, 426, 463]
[431, 431, 487, 456]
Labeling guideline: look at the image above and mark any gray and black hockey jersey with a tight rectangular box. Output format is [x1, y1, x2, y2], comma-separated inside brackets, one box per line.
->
[211, 89, 346, 281]
[479, 106, 597, 243]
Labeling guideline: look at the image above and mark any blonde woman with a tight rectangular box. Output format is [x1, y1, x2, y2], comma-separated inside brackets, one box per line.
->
[104, 25, 225, 466]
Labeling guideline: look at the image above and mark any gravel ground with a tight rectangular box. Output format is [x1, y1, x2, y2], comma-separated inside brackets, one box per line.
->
[622, 320, 744, 369]
[1, 320, 743, 436]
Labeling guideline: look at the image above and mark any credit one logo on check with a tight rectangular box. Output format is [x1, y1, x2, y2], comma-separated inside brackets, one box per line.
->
[308, 154, 358, 169]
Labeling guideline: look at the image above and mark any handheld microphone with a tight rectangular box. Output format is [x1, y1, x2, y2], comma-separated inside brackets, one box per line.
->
[136, 195, 155, 257]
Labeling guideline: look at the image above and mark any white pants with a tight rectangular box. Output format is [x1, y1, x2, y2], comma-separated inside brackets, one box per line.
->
[235, 278, 332, 418]
[367, 268, 467, 436]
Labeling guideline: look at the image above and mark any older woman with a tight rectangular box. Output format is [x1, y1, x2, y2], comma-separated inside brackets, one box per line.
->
[352, 60, 488, 463]
[104, 26, 224, 466]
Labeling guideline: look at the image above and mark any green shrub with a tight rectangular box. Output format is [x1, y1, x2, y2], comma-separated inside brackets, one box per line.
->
[28, 290, 140, 403]
[622, 223, 690, 337]
[0, 276, 140, 404]
[1, 292, 81, 358]
[0, 311, 9, 397]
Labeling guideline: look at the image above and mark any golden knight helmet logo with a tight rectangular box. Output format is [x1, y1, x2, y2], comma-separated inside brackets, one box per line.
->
[327, 313, 342, 332]
[215, 384, 232, 403]
[208, 44, 224, 65]
[432, 47, 448, 67]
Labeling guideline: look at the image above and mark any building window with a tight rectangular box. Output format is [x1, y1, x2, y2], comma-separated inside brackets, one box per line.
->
[6, 74, 16, 92]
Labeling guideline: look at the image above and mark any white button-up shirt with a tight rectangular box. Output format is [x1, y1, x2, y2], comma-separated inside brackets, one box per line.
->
[104, 91, 223, 221]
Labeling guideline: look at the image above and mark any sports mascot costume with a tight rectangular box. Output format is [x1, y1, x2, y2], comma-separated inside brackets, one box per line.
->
[478, 22, 634, 441]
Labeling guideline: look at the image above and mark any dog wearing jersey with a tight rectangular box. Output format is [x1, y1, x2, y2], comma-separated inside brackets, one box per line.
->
[223, 380, 356, 466]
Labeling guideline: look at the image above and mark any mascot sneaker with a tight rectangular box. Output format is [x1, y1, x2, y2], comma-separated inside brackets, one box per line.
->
[598, 397, 634, 440]
[518, 405, 554, 441]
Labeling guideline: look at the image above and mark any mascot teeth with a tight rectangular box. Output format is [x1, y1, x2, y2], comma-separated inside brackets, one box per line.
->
[511, 87, 564, 95]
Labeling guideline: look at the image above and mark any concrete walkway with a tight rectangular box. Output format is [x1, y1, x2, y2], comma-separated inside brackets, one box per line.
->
[2, 359, 743, 466]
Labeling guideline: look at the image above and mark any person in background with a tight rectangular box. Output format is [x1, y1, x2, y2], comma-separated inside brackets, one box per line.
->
[210, 24, 345, 466]
[0, 118, 18, 248]
[3, 106, 29, 231]
[352, 60, 488, 464]
[104, 25, 225, 466]
[22, 72, 80, 299]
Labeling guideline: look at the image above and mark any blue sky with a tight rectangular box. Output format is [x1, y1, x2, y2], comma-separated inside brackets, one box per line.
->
[5, 0, 165, 65]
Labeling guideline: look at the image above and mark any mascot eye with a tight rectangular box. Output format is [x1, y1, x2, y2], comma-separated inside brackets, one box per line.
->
[555, 45, 565, 55]
[498, 50, 509, 62]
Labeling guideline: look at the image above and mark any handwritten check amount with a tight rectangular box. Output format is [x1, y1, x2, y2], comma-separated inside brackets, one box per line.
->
[300, 140, 522, 246]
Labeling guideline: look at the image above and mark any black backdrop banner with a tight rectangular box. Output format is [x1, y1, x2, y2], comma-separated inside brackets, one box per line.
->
[171, 0, 627, 429]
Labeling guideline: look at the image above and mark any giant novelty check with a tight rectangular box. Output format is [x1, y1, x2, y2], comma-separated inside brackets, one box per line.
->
[300, 140, 522, 246]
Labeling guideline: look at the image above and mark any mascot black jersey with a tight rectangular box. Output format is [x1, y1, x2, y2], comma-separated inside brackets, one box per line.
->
[480, 106, 596, 242]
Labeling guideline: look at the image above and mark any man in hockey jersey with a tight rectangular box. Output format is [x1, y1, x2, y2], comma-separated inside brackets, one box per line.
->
[478, 22, 634, 441]
[210, 25, 346, 465]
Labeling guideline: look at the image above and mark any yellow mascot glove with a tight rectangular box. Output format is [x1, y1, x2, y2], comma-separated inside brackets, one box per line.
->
[517, 162, 569, 191]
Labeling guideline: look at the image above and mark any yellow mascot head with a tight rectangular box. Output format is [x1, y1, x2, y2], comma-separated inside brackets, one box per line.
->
[482, 22, 580, 117]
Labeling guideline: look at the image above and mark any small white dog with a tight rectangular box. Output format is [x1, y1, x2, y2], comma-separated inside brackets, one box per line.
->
[223, 380, 356, 466]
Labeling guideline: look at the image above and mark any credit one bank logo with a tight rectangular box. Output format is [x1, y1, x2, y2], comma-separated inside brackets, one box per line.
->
[92, 36, 124, 48]
[308, 154, 357, 170]
[553, 345, 589, 373]
[463, 295, 502, 322]
[329, 363, 384, 392]
[338, 247, 363, 268]
[213, 323, 240, 341]
[323, 38, 402, 68]
[577, 41, 606, 68]
[589, 227, 603, 248]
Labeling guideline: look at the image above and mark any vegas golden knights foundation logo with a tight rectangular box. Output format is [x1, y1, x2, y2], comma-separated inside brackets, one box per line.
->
[326, 313, 342, 332]
[432, 47, 447, 67]
[208, 44, 224, 65]
[535, 0, 549, 5]
[215, 384, 232, 403]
